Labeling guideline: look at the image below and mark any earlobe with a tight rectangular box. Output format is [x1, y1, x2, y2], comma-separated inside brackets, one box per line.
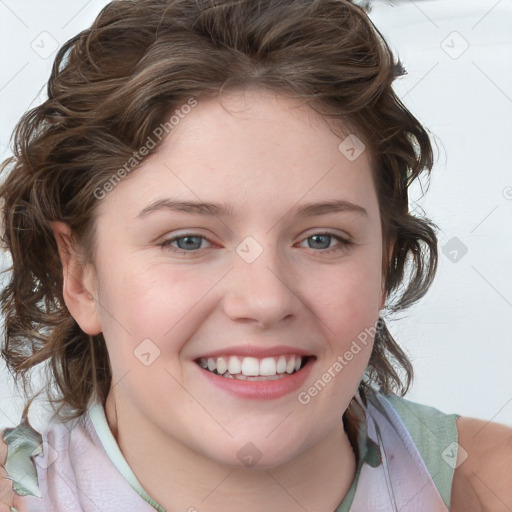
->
[379, 286, 387, 311]
[50, 221, 102, 335]
[380, 240, 394, 311]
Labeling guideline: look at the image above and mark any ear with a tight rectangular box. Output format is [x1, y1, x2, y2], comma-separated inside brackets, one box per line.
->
[379, 287, 387, 311]
[379, 283, 387, 311]
[380, 238, 395, 311]
[50, 221, 102, 335]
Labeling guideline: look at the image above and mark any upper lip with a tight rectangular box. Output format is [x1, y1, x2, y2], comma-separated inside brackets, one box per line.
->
[194, 344, 314, 360]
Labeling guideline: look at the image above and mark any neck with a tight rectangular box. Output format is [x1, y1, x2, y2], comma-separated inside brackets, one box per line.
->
[105, 392, 357, 512]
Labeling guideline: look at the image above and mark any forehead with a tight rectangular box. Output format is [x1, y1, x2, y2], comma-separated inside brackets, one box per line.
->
[96, 87, 377, 221]
[166, 87, 361, 161]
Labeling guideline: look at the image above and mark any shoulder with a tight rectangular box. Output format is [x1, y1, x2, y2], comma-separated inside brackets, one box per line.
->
[383, 393, 460, 431]
[0, 428, 15, 511]
[0, 429, 7, 465]
[451, 416, 512, 512]
[381, 393, 460, 508]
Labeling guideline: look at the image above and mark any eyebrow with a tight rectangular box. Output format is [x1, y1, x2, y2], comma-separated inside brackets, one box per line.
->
[137, 198, 368, 219]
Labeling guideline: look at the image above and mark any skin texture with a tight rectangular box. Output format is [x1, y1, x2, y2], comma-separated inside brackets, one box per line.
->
[0, 442, 13, 512]
[54, 87, 384, 511]
[1, 87, 510, 510]
[451, 417, 512, 511]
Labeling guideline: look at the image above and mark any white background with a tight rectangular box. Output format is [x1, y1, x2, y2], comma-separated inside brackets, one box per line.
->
[0, 0, 511, 431]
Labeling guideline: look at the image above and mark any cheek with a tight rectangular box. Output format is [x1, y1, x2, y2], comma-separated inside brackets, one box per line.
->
[305, 252, 383, 340]
[95, 260, 216, 349]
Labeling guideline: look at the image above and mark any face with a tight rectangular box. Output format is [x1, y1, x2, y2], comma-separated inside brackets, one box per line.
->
[81, 87, 385, 468]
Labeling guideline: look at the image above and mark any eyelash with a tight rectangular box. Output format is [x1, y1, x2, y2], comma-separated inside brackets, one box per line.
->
[159, 231, 353, 255]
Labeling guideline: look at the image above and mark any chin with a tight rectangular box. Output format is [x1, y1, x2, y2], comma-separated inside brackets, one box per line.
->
[198, 434, 308, 471]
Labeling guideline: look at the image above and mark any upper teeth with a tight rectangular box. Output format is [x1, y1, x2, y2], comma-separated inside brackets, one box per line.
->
[198, 355, 303, 377]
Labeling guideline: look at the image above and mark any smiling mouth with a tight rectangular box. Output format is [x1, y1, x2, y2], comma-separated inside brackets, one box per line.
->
[195, 354, 312, 381]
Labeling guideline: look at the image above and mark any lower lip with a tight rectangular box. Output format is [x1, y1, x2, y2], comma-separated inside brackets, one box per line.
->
[195, 358, 315, 400]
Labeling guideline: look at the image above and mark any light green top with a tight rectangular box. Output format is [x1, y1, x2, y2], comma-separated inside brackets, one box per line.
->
[88, 393, 460, 511]
[385, 394, 460, 508]
[333, 393, 460, 511]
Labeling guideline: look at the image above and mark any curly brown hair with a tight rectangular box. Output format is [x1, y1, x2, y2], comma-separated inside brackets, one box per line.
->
[0, 0, 437, 422]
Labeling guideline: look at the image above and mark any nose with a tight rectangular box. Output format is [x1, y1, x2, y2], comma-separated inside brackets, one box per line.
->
[221, 237, 301, 328]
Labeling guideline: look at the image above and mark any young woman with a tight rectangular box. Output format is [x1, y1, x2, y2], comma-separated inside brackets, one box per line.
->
[1, 1, 511, 510]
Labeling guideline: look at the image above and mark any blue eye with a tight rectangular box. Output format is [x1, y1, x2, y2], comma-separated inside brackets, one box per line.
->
[300, 233, 351, 252]
[161, 234, 209, 253]
[159, 232, 351, 255]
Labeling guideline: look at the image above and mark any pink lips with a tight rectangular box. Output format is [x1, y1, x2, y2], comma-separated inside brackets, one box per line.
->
[195, 355, 315, 400]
